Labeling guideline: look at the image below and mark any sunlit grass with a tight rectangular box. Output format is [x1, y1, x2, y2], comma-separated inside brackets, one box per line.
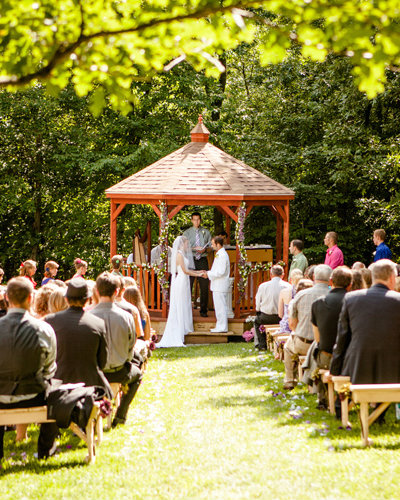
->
[1, 343, 400, 499]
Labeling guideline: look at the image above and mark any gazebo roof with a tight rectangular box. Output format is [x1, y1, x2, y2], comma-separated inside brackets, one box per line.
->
[106, 118, 294, 201]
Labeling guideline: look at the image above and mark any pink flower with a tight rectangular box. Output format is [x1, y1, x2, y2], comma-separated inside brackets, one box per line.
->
[151, 334, 158, 342]
[242, 330, 254, 342]
[259, 325, 266, 333]
[149, 341, 156, 351]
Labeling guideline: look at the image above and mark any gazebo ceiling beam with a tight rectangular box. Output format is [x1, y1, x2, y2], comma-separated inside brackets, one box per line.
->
[112, 202, 127, 221]
[168, 205, 185, 219]
[218, 205, 239, 223]
[150, 204, 161, 218]
[272, 204, 287, 222]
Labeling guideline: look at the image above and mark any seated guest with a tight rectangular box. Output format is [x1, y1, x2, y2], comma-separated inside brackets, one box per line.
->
[41, 261, 59, 286]
[283, 264, 331, 390]
[360, 267, 372, 288]
[124, 286, 151, 340]
[296, 279, 314, 292]
[72, 258, 88, 279]
[114, 277, 145, 339]
[33, 285, 55, 319]
[310, 267, 352, 408]
[0, 267, 4, 283]
[352, 261, 365, 270]
[278, 269, 303, 334]
[45, 278, 112, 396]
[0, 285, 7, 318]
[350, 269, 366, 291]
[20, 260, 37, 288]
[111, 254, 124, 276]
[91, 272, 142, 427]
[330, 259, 400, 384]
[304, 265, 316, 281]
[373, 229, 392, 262]
[254, 265, 291, 350]
[48, 287, 68, 314]
[0, 277, 57, 459]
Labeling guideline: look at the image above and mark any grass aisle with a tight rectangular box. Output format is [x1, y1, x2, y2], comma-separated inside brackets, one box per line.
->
[1, 343, 400, 499]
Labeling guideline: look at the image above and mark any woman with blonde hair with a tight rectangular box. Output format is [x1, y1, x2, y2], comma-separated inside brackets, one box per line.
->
[48, 287, 68, 314]
[19, 260, 37, 288]
[124, 286, 151, 340]
[72, 258, 88, 279]
[33, 285, 55, 319]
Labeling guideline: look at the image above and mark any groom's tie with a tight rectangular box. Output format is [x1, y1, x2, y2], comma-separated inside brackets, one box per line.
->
[195, 229, 201, 260]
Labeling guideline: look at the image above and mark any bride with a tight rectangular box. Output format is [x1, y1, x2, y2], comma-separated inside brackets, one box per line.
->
[157, 235, 202, 348]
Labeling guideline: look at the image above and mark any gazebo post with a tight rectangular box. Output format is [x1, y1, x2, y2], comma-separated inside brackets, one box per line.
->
[283, 201, 290, 271]
[110, 200, 117, 258]
[225, 215, 231, 244]
[276, 214, 283, 262]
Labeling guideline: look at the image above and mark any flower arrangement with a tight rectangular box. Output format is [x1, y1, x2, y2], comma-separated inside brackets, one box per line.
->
[157, 201, 170, 303]
[242, 327, 255, 342]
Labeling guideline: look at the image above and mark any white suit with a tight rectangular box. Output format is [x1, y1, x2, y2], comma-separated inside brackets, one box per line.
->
[207, 247, 231, 332]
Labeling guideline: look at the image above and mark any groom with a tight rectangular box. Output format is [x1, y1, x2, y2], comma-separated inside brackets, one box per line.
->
[202, 236, 231, 333]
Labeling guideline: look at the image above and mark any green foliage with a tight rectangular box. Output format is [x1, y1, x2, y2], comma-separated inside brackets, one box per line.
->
[2, 1, 400, 113]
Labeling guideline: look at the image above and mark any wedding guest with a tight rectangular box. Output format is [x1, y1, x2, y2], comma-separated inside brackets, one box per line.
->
[0, 286, 7, 318]
[150, 245, 172, 272]
[310, 266, 352, 408]
[91, 272, 142, 427]
[123, 276, 137, 288]
[124, 285, 151, 340]
[183, 212, 212, 317]
[45, 278, 112, 396]
[352, 261, 365, 270]
[114, 277, 145, 339]
[41, 261, 59, 286]
[360, 267, 372, 288]
[304, 265, 316, 281]
[324, 232, 344, 269]
[72, 258, 88, 279]
[0, 277, 57, 459]
[19, 260, 37, 288]
[330, 260, 400, 384]
[33, 285, 55, 319]
[278, 269, 303, 334]
[289, 240, 308, 278]
[350, 269, 366, 291]
[283, 264, 331, 390]
[48, 287, 68, 314]
[0, 268, 4, 283]
[111, 254, 124, 276]
[296, 279, 314, 292]
[254, 265, 291, 350]
[373, 229, 392, 262]
[217, 230, 229, 246]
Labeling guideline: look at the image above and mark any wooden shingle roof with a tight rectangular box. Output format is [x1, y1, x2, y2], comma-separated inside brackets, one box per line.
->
[106, 117, 294, 201]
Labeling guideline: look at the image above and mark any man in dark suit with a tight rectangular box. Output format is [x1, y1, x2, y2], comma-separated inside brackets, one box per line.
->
[45, 278, 112, 397]
[330, 259, 400, 384]
[0, 277, 57, 459]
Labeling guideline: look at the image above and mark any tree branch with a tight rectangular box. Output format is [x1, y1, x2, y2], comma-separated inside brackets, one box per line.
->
[0, 0, 275, 87]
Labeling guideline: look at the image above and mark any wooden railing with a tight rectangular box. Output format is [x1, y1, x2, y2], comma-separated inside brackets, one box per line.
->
[234, 266, 271, 316]
[123, 265, 271, 318]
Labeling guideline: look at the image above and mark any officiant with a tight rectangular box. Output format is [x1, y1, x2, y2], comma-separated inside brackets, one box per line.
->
[183, 212, 211, 317]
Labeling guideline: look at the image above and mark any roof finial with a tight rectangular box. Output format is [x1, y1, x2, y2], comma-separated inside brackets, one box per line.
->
[190, 116, 210, 143]
[198, 114, 203, 123]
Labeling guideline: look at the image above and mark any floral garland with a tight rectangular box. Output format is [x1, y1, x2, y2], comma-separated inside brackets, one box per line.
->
[157, 201, 170, 303]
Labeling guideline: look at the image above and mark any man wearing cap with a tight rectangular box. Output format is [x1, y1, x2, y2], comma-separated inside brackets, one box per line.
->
[45, 278, 112, 396]
[91, 272, 142, 427]
[0, 277, 57, 459]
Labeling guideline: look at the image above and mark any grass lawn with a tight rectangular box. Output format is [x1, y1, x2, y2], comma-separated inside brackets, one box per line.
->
[1, 343, 400, 499]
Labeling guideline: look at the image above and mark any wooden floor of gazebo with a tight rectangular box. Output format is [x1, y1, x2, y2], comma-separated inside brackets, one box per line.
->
[152, 308, 248, 344]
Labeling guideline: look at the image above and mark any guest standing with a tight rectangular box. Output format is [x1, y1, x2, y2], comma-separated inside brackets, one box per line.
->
[324, 232, 344, 269]
[373, 229, 392, 262]
[19, 260, 37, 288]
[289, 240, 308, 278]
[72, 258, 88, 279]
[41, 261, 59, 286]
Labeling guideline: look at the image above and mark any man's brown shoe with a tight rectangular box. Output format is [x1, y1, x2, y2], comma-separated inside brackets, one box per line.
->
[283, 383, 294, 391]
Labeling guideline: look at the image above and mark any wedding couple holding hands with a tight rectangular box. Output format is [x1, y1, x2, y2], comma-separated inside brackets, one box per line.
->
[157, 212, 230, 348]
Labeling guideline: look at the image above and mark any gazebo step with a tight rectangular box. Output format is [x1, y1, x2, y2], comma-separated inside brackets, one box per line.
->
[189, 330, 235, 336]
[185, 334, 228, 344]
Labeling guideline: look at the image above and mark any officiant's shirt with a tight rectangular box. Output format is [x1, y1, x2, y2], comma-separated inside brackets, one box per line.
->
[183, 226, 211, 259]
[256, 277, 291, 315]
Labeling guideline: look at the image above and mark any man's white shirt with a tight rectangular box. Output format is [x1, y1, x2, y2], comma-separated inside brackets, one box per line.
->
[255, 276, 291, 315]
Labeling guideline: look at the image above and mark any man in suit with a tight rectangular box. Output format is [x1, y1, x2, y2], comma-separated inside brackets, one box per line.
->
[202, 235, 231, 333]
[0, 277, 57, 459]
[330, 259, 400, 384]
[91, 272, 142, 427]
[45, 278, 112, 397]
[183, 212, 212, 317]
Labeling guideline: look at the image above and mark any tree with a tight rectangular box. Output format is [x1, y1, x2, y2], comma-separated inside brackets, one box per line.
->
[2, 0, 400, 114]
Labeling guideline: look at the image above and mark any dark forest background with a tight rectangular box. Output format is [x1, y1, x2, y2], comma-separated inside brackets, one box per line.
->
[2, 42, 400, 281]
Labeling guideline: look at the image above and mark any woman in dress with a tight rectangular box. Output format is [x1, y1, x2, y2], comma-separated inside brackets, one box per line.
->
[19, 260, 37, 288]
[72, 258, 88, 279]
[157, 235, 202, 348]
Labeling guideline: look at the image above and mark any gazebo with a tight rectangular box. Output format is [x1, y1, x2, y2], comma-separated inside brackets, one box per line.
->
[105, 117, 294, 321]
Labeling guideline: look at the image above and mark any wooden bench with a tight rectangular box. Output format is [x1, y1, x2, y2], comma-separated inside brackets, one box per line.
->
[105, 383, 122, 430]
[318, 369, 335, 415]
[272, 332, 289, 360]
[0, 403, 101, 463]
[298, 355, 307, 381]
[350, 383, 400, 446]
[332, 376, 354, 427]
[263, 325, 280, 351]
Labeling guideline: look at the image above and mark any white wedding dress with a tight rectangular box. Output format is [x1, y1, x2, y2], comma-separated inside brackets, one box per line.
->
[157, 252, 194, 348]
